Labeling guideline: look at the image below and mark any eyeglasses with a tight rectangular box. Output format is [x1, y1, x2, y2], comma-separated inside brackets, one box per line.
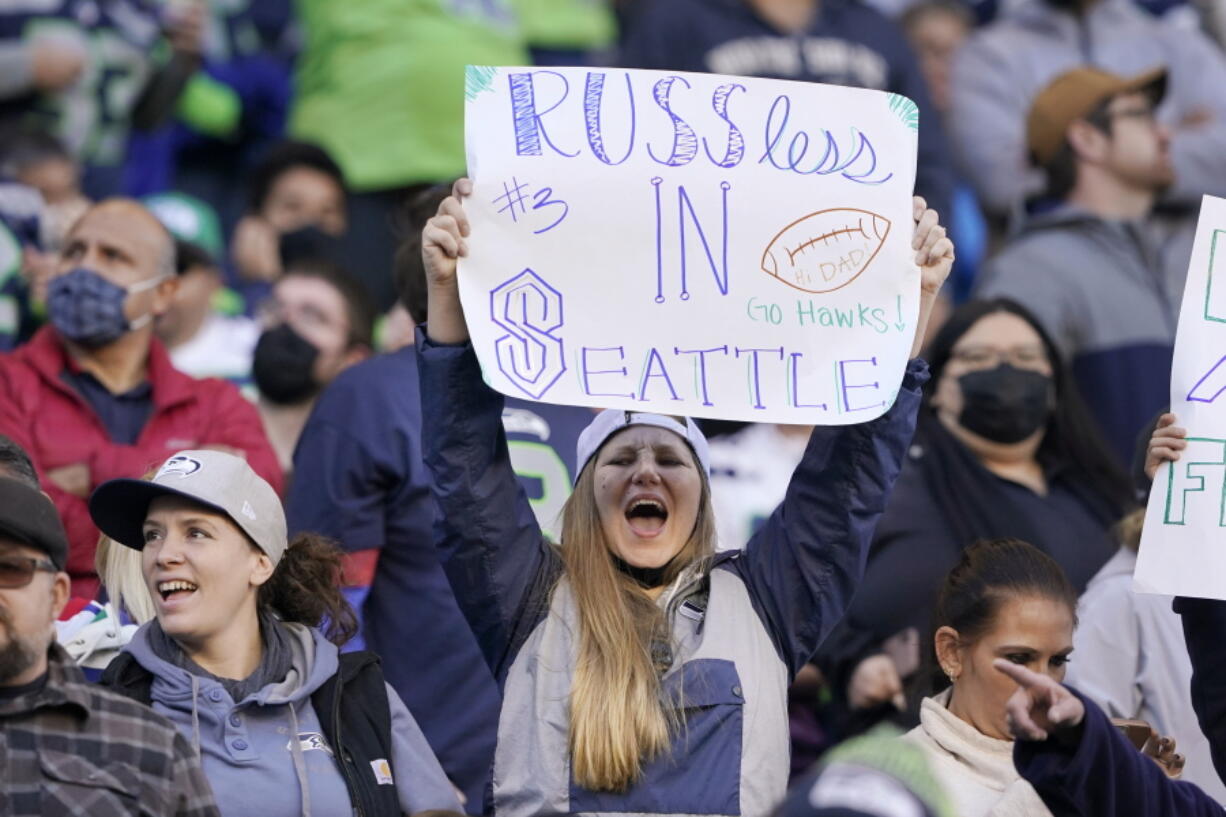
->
[1106, 106, 1157, 124]
[256, 298, 346, 336]
[0, 556, 58, 589]
[950, 344, 1048, 369]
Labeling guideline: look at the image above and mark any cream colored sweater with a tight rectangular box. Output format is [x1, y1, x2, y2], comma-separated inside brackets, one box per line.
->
[903, 690, 1053, 817]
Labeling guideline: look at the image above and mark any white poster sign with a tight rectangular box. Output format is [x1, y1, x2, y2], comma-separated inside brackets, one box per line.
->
[1137, 195, 1226, 599]
[459, 66, 919, 423]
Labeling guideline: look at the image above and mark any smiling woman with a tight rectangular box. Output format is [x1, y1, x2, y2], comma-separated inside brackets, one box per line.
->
[84, 450, 462, 817]
[417, 178, 955, 817]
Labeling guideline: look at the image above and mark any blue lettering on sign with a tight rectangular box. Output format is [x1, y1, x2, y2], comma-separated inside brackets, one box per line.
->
[1188, 355, 1226, 404]
[638, 347, 682, 402]
[509, 71, 579, 158]
[674, 345, 730, 407]
[652, 179, 733, 303]
[759, 94, 893, 184]
[490, 269, 567, 399]
[500, 71, 892, 183]
[735, 346, 785, 410]
[530, 187, 569, 234]
[494, 177, 531, 221]
[703, 83, 747, 168]
[788, 352, 828, 410]
[838, 357, 885, 413]
[492, 178, 570, 235]
[584, 72, 636, 166]
[647, 76, 699, 167]
[580, 346, 634, 398]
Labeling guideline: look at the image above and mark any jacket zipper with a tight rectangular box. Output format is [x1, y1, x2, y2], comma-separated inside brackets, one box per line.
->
[332, 673, 366, 817]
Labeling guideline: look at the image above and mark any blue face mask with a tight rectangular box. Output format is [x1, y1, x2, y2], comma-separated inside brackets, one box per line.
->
[47, 267, 165, 349]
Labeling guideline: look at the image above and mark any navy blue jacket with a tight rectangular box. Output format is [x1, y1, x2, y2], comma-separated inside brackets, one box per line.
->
[1016, 687, 1224, 816]
[1176, 597, 1226, 790]
[417, 333, 927, 816]
[619, 0, 954, 221]
[286, 347, 589, 811]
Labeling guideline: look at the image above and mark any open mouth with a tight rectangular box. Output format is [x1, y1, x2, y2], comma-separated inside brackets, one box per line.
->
[625, 498, 668, 538]
[157, 580, 198, 603]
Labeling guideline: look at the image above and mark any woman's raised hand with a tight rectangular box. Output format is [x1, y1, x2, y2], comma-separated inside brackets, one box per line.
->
[995, 659, 1085, 741]
[912, 196, 953, 296]
[1145, 413, 1187, 482]
[422, 178, 474, 344]
[908, 196, 954, 358]
[422, 178, 473, 292]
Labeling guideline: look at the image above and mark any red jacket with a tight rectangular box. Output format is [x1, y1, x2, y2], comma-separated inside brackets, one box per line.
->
[0, 327, 282, 595]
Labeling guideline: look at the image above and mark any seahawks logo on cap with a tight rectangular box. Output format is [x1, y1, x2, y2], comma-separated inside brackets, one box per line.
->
[157, 455, 202, 479]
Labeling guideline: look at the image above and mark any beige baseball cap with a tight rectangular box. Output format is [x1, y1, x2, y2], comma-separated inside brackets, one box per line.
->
[89, 450, 287, 564]
[1027, 66, 1167, 166]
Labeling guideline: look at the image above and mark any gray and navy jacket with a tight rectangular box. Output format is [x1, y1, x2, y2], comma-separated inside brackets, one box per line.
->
[418, 336, 928, 817]
[976, 205, 1192, 464]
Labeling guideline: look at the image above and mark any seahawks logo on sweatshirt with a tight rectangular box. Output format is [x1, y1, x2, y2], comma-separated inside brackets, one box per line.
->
[289, 732, 333, 756]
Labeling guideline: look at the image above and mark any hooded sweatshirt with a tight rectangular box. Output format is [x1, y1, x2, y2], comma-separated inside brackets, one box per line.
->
[950, 0, 1226, 213]
[122, 620, 461, 817]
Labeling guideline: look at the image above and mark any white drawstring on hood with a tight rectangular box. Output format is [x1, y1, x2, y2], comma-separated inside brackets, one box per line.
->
[288, 699, 312, 817]
[190, 674, 202, 759]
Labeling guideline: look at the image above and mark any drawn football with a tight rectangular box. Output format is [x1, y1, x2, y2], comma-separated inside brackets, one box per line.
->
[760, 208, 891, 294]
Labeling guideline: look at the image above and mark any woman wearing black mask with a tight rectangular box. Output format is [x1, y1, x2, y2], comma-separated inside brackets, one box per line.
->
[814, 298, 1133, 731]
[252, 259, 374, 480]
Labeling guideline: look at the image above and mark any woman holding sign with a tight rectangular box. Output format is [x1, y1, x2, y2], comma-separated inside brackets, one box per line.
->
[418, 178, 952, 817]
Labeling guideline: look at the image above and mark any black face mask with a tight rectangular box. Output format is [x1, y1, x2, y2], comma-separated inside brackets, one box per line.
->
[252, 324, 321, 405]
[279, 225, 346, 269]
[957, 364, 1053, 444]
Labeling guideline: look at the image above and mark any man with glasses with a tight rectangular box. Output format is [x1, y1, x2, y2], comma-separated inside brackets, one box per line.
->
[0, 200, 280, 598]
[0, 477, 219, 816]
[977, 67, 1186, 464]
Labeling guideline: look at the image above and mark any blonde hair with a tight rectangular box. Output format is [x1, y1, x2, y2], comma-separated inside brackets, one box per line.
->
[1116, 507, 1145, 552]
[95, 535, 157, 625]
[560, 459, 717, 792]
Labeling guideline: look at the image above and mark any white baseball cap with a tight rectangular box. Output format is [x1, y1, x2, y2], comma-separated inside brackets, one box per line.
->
[575, 410, 711, 484]
[89, 450, 287, 565]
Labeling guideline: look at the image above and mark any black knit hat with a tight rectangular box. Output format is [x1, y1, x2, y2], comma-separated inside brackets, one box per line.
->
[0, 478, 68, 569]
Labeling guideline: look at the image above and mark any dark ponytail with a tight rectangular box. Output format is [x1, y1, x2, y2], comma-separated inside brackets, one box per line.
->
[929, 538, 1077, 691]
[257, 533, 358, 646]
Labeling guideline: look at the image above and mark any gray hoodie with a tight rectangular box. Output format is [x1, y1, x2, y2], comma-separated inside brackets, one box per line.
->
[950, 0, 1226, 213]
[124, 621, 461, 817]
[976, 205, 1191, 461]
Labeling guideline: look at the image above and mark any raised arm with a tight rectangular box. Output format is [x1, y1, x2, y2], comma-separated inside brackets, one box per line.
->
[729, 200, 951, 674]
[419, 180, 562, 681]
[422, 178, 476, 346]
[1002, 661, 1223, 817]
